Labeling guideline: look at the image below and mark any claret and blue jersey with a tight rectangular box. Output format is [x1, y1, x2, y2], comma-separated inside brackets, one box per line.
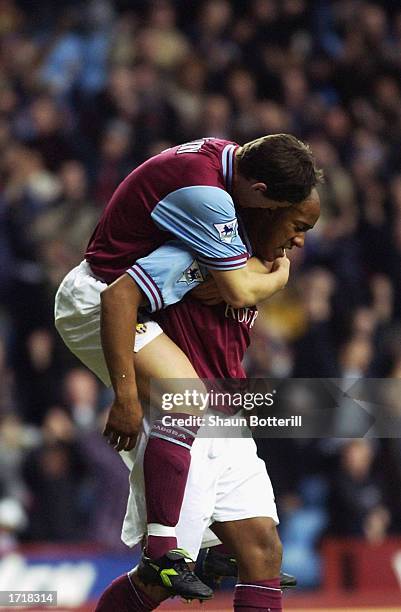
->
[85, 137, 257, 380]
[85, 138, 249, 301]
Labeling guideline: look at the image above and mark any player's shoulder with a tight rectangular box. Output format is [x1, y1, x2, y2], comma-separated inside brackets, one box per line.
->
[156, 137, 238, 191]
[117, 137, 238, 211]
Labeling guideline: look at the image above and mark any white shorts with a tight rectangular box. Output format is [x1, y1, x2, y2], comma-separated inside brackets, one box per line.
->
[54, 261, 163, 386]
[121, 418, 279, 559]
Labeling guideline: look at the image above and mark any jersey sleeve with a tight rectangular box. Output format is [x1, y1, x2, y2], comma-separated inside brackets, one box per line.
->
[151, 186, 249, 271]
[126, 240, 208, 313]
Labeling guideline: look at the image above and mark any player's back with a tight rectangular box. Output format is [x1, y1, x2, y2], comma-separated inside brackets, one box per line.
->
[153, 296, 258, 381]
[86, 138, 237, 283]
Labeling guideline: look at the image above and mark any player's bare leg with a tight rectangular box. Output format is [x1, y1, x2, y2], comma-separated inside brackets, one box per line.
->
[131, 334, 212, 600]
[212, 517, 283, 611]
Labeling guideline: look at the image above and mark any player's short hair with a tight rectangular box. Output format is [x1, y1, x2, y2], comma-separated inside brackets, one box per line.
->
[237, 133, 324, 204]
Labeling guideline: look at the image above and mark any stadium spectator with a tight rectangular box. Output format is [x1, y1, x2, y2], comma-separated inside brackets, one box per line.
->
[329, 440, 391, 543]
[22, 407, 91, 541]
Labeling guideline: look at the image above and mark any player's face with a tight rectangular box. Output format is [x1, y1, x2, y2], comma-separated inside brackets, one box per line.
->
[254, 189, 321, 261]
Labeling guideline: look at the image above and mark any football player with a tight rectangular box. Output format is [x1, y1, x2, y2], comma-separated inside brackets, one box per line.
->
[55, 135, 321, 610]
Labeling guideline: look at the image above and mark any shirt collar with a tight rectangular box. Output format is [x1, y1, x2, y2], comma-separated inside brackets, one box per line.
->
[221, 144, 237, 193]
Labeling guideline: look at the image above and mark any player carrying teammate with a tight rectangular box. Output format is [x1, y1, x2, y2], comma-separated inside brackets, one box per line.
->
[55, 135, 322, 610]
[92, 190, 320, 612]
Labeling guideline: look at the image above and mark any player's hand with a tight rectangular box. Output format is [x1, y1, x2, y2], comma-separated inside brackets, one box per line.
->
[190, 277, 224, 305]
[271, 253, 290, 288]
[103, 395, 143, 452]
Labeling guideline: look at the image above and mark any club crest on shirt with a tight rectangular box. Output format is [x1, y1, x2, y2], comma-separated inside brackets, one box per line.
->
[214, 219, 238, 243]
[178, 260, 205, 285]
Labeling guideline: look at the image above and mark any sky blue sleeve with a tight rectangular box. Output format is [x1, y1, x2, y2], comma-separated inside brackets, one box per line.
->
[151, 186, 249, 271]
[126, 240, 208, 313]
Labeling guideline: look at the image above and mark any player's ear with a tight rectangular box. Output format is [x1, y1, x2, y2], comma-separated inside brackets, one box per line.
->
[250, 182, 267, 193]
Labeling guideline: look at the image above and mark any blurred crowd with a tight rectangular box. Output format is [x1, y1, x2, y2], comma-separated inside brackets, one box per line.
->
[1, 0, 401, 588]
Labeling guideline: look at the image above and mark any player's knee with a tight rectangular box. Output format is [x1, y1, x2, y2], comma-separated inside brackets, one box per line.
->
[237, 522, 282, 579]
[257, 523, 282, 567]
[270, 529, 283, 566]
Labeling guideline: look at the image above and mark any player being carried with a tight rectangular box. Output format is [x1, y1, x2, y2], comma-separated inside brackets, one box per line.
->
[55, 135, 322, 611]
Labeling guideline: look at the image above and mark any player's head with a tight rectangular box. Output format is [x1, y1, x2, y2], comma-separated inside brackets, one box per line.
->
[233, 133, 324, 210]
[242, 187, 321, 261]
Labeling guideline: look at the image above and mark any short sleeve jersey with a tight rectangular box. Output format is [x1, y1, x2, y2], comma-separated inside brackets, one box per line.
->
[85, 138, 249, 283]
[132, 239, 257, 380]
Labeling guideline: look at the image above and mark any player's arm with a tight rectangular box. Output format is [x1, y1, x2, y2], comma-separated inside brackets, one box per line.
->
[246, 256, 273, 273]
[209, 255, 289, 308]
[128, 240, 207, 310]
[102, 240, 210, 434]
[151, 186, 289, 308]
[100, 275, 146, 451]
[190, 255, 277, 305]
[102, 239, 211, 416]
[191, 256, 289, 307]
[101, 240, 204, 451]
[133, 239, 280, 310]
